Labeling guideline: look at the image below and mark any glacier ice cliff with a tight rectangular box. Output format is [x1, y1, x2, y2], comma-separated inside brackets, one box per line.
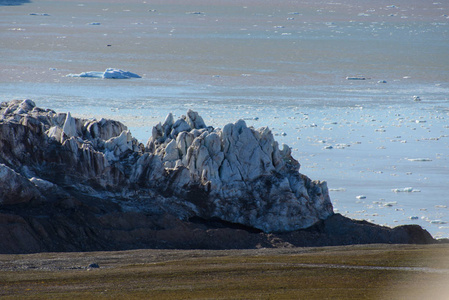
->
[0, 99, 436, 253]
[0, 99, 332, 232]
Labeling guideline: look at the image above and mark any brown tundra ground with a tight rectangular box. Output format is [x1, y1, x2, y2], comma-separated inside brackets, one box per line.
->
[1, 244, 448, 299]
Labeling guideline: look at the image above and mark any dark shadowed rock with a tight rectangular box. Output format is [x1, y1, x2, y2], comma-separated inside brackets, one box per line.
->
[87, 263, 100, 269]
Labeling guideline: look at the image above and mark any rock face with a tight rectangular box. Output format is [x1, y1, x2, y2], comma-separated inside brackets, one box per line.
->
[0, 99, 436, 253]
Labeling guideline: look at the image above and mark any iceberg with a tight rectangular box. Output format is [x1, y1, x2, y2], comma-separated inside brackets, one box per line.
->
[66, 68, 141, 79]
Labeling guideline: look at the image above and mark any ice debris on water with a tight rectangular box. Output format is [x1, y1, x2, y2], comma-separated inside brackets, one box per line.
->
[413, 95, 421, 101]
[66, 68, 141, 79]
[407, 158, 432, 162]
[356, 195, 366, 200]
[329, 188, 346, 192]
[430, 220, 447, 225]
[30, 13, 50, 16]
[391, 187, 420, 193]
[335, 143, 350, 149]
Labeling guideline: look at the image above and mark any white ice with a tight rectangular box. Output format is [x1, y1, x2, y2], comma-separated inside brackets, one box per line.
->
[66, 68, 141, 79]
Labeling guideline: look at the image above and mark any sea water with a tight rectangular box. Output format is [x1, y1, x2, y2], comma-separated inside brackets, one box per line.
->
[1, 0, 448, 238]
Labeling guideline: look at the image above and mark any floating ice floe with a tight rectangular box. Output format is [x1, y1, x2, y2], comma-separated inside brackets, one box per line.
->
[409, 216, 419, 220]
[356, 195, 367, 200]
[329, 188, 346, 192]
[413, 95, 421, 101]
[391, 187, 420, 193]
[66, 68, 141, 79]
[407, 158, 432, 162]
[346, 76, 366, 80]
[383, 201, 397, 207]
[334, 143, 350, 149]
[430, 220, 448, 225]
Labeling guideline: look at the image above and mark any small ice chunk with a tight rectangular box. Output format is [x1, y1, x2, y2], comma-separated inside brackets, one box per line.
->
[413, 95, 421, 101]
[67, 71, 103, 78]
[407, 158, 432, 162]
[356, 195, 366, 200]
[88, 22, 101, 25]
[30, 13, 50, 16]
[335, 143, 350, 149]
[323, 145, 333, 150]
[346, 76, 366, 80]
[383, 202, 397, 207]
[430, 220, 447, 224]
[329, 188, 346, 192]
[409, 216, 419, 220]
[392, 187, 420, 193]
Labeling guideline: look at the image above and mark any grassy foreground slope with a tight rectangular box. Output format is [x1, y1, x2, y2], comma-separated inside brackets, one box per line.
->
[1, 244, 448, 299]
